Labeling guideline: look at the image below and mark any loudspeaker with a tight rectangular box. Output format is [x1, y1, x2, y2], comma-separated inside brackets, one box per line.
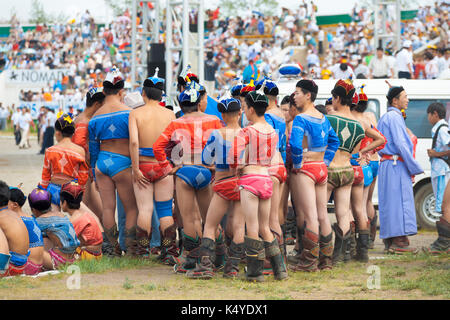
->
[148, 43, 165, 63]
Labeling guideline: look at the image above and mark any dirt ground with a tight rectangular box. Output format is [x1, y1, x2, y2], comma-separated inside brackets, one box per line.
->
[0, 136, 448, 300]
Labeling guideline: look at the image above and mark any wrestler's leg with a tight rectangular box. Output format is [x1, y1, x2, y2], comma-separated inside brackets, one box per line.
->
[366, 177, 377, 221]
[94, 168, 117, 230]
[333, 185, 352, 235]
[351, 182, 368, 230]
[240, 189, 260, 239]
[154, 175, 175, 232]
[83, 180, 103, 221]
[316, 181, 332, 236]
[225, 207, 234, 241]
[195, 185, 213, 222]
[292, 173, 319, 234]
[259, 198, 274, 243]
[269, 177, 282, 239]
[279, 181, 289, 225]
[42, 251, 53, 270]
[133, 180, 154, 234]
[113, 168, 138, 230]
[231, 201, 245, 244]
[176, 178, 198, 238]
[203, 194, 230, 240]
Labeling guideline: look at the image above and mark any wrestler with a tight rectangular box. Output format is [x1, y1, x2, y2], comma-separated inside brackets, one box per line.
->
[351, 87, 387, 251]
[238, 78, 256, 128]
[153, 81, 222, 274]
[72, 85, 105, 221]
[0, 228, 9, 275]
[255, 78, 288, 273]
[88, 67, 139, 257]
[187, 97, 245, 279]
[129, 70, 179, 262]
[326, 80, 384, 265]
[61, 183, 103, 260]
[0, 181, 30, 277]
[289, 80, 340, 272]
[8, 187, 44, 275]
[28, 188, 80, 270]
[39, 114, 89, 211]
[230, 90, 288, 282]
[348, 91, 386, 262]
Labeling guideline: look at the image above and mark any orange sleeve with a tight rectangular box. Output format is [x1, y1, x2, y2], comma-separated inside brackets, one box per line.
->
[40, 150, 52, 188]
[72, 125, 89, 154]
[77, 158, 90, 187]
[153, 121, 175, 163]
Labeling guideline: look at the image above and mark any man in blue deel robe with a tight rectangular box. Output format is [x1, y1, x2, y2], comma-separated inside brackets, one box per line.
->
[377, 86, 423, 254]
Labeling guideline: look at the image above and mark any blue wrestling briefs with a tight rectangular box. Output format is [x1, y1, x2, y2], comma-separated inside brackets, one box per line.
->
[369, 161, 379, 179]
[96, 150, 132, 177]
[176, 165, 212, 190]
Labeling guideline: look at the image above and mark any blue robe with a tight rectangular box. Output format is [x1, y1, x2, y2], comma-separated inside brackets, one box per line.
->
[377, 107, 423, 239]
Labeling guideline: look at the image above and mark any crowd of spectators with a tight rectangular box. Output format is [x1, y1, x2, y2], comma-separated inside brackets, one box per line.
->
[0, 0, 449, 114]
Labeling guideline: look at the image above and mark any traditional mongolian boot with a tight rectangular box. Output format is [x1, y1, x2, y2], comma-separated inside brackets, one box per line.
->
[186, 238, 215, 280]
[388, 236, 419, 254]
[355, 229, 370, 262]
[223, 241, 243, 279]
[423, 217, 450, 254]
[287, 226, 304, 265]
[332, 223, 351, 265]
[289, 228, 319, 272]
[347, 221, 357, 261]
[264, 237, 288, 280]
[368, 213, 378, 249]
[318, 233, 333, 271]
[103, 224, 122, 257]
[135, 226, 151, 257]
[158, 224, 180, 266]
[244, 236, 265, 282]
[383, 238, 393, 253]
[124, 227, 138, 257]
[214, 229, 226, 271]
[174, 234, 201, 273]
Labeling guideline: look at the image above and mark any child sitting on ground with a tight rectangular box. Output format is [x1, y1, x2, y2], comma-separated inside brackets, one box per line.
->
[8, 187, 44, 275]
[60, 182, 103, 260]
[28, 188, 80, 270]
[0, 180, 30, 277]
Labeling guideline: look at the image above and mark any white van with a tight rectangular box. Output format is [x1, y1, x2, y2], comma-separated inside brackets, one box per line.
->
[277, 79, 450, 230]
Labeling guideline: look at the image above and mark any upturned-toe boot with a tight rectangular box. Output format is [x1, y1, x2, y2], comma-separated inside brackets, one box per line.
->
[332, 223, 351, 265]
[104, 224, 122, 257]
[244, 236, 265, 282]
[355, 230, 370, 262]
[264, 237, 288, 280]
[223, 241, 243, 279]
[289, 228, 319, 272]
[424, 218, 450, 254]
[186, 237, 215, 279]
[318, 233, 333, 270]
[158, 224, 180, 265]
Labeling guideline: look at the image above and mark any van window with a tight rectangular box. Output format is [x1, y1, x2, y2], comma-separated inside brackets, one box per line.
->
[367, 99, 380, 120]
[405, 99, 450, 139]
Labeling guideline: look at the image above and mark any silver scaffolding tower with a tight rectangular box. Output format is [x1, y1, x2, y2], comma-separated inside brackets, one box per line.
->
[131, 0, 161, 88]
[130, 0, 205, 105]
[165, 0, 205, 105]
[373, 0, 401, 51]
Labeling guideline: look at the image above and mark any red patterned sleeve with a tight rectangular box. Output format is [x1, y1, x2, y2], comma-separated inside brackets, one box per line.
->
[77, 158, 90, 187]
[40, 150, 52, 188]
[229, 128, 249, 168]
[153, 121, 175, 163]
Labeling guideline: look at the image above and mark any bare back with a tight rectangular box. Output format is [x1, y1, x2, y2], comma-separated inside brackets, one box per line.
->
[0, 210, 29, 255]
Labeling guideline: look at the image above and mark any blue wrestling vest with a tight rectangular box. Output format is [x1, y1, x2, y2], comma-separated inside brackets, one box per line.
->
[21, 216, 44, 248]
[36, 216, 80, 254]
[265, 113, 287, 163]
[88, 110, 131, 173]
[202, 130, 232, 171]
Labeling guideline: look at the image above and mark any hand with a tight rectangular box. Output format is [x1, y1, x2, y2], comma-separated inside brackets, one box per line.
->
[132, 168, 150, 189]
[427, 149, 438, 158]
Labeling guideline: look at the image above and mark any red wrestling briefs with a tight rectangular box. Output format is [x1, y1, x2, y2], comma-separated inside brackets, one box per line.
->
[212, 176, 240, 201]
[239, 174, 273, 200]
[139, 161, 173, 183]
[352, 166, 364, 186]
[299, 161, 328, 185]
[268, 163, 288, 183]
[1, 263, 25, 277]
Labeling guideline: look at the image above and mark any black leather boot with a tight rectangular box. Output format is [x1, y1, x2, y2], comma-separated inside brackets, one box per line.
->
[244, 236, 265, 282]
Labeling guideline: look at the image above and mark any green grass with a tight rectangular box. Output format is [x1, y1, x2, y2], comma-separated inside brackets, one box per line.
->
[60, 256, 160, 274]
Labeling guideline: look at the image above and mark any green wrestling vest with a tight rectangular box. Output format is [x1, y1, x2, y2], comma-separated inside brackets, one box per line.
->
[326, 115, 365, 153]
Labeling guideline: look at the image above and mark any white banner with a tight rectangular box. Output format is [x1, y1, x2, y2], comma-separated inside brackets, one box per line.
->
[7, 69, 69, 84]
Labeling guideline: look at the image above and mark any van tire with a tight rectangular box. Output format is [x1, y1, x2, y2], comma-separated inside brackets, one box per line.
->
[414, 183, 438, 230]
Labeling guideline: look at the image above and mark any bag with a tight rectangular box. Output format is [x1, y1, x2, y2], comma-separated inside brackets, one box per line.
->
[431, 123, 450, 168]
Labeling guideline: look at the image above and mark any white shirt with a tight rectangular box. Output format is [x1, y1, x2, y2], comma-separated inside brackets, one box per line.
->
[331, 64, 355, 79]
[18, 113, 32, 131]
[0, 108, 8, 118]
[369, 56, 390, 77]
[11, 112, 20, 126]
[396, 48, 413, 73]
[46, 112, 57, 128]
